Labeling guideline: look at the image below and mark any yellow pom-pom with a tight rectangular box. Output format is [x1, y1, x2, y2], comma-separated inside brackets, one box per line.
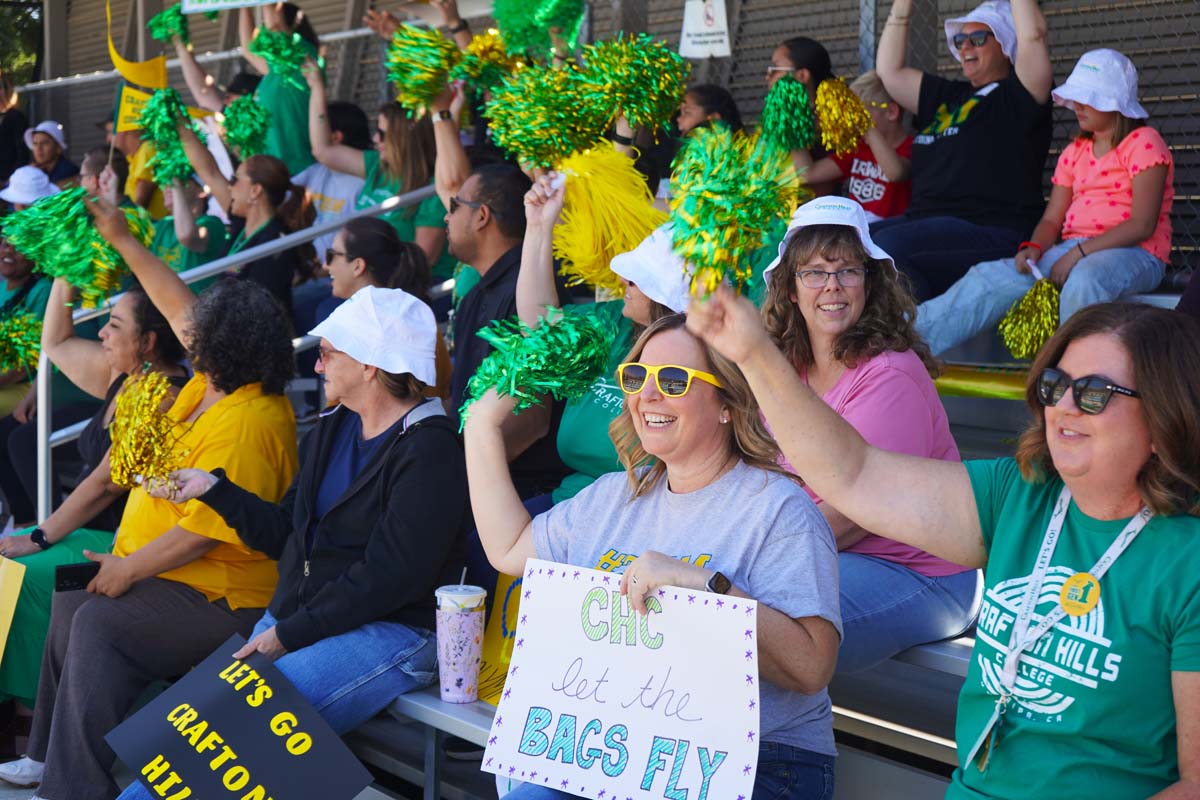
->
[109, 371, 191, 490]
[814, 77, 874, 157]
[554, 142, 668, 294]
[998, 279, 1060, 360]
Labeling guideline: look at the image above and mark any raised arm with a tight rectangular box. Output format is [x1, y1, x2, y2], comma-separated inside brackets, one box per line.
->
[305, 65, 366, 177]
[433, 0, 472, 50]
[41, 278, 111, 399]
[516, 174, 566, 326]
[686, 287, 987, 568]
[178, 117, 232, 214]
[875, 0, 923, 114]
[239, 8, 270, 76]
[802, 157, 846, 187]
[1011, 0, 1052, 105]
[463, 390, 539, 576]
[173, 39, 226, 113]
[87, 196, 197, 348]
[430, 83, 471, 211]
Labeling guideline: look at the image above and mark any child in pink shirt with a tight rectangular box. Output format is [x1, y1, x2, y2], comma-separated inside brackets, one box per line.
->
[917, 49, 1172, 356]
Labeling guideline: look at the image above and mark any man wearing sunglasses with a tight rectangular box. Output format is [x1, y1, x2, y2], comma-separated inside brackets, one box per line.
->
[871, 0, 1054, 302]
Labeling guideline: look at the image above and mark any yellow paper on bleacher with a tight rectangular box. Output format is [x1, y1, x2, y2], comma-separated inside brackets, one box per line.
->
[0, 558, 26, 666]
[476, 572, 522, 706]
[116, 85, 213, 132]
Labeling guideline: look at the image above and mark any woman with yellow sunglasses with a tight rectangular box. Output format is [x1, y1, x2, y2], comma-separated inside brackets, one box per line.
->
[465, 314, 843, 800]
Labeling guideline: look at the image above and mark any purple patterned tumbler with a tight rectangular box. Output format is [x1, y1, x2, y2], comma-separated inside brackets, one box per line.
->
[435, 584, 487, 703]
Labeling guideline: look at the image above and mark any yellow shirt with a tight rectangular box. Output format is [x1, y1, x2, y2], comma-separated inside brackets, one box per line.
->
[126, 142, 169, 220]
[114, 374, 298, 609]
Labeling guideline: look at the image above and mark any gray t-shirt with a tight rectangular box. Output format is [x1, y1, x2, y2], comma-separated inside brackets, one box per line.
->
[531, 460, 841, 756]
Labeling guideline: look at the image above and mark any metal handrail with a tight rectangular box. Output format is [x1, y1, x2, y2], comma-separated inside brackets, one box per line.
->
[35, 183, 440, 521]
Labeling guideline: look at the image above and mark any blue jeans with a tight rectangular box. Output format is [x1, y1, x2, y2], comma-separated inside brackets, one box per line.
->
[836, 553, 982, 674]
[870, 215, 1028, 302]
[500, 742, 833, 800]
[914, 239, 1166, 355]
[115, 610, 437, 800]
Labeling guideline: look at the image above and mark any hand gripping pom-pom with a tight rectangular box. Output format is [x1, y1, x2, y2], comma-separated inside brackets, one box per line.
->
[449, 30, 524, 92]
[138, 88, 207, 185]
[222, 95, 271, 157]
[0, 313, 42, 375]
[759, 75, 817, 153]
[248, 27, 313, 90]
[999, 278, 1060, 360]
[814, 77, 874, 156]
[148, 3, 190, 45]
[494, 0, 585, 57]
[109, 370, 191, 490]
[459, 307, 617, 429]
[578, 34, 691, 131]
[485, 64, 608, 167]
[386, 25, 461, 113]
[669, 128, 805, 295]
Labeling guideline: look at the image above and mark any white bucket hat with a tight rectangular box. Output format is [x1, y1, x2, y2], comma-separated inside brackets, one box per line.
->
[0, 165, 62, 206]
[609, 224, 692, 314]
[762, 197, 895, 281]
[1052, 49, 1147, 119]
[309, 286, 438, 385]
[23, 120, 68, 152]
[944, 0, 1017, 64]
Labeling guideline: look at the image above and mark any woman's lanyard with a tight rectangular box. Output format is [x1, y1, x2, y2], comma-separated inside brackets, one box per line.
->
[228, 219, 272, 257]
[966, 485, 1153, 772]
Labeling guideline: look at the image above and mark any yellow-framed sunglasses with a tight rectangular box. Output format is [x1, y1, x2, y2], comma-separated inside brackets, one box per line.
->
[616, 362, 724, 398]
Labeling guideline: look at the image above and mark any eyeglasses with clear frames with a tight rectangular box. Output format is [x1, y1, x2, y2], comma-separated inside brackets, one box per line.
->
[793, 266, 870, 289]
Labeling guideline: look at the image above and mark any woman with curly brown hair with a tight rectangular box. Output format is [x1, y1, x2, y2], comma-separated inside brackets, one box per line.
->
[760, 196, 979, 673]
[688, 294, 1200, 800]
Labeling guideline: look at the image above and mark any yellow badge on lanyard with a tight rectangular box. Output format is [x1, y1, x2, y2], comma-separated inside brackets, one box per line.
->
[1060, 572, 1101, 616]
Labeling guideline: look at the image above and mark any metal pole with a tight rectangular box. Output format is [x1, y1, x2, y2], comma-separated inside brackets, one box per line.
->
[859, 0, 878, 73]
[35, 355, 53, 523]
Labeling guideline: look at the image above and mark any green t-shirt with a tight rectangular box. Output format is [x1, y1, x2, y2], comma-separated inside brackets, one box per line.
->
[451, 262, 480, 309]
[355, 149, 456, 280]
[1, 277, 98, 406]
[551, 302, 634, 504]
[0, 275, 50, 319]
[150, 215, 228, 294]
[746, 216, 789, 307]
[950, 458, 1200, 799]
[254, 40, 316, 175]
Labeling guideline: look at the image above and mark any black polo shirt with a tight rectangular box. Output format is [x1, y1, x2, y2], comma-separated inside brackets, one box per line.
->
[450, 242, 572, 498]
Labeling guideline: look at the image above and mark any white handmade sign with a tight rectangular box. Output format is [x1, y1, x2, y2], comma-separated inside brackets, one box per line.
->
[679, 0, 732, 59]
[180, 0, 271, 14]
[482, 560, 759, 800]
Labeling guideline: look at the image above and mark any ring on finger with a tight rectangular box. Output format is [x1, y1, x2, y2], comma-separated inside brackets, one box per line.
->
[630, 575, 639, 585]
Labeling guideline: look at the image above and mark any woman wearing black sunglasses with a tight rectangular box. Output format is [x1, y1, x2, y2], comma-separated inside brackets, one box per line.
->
[466, 314, 843, 800]
[688, 294, 1200, 800]
[871, 0, 1054, 302]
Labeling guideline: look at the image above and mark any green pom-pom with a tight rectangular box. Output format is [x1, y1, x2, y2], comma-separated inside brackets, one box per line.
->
[449, 30, 523, 93]
[0, 313, 42, 374]
[494, 0, 585, 57]
[459, 307, 618, 429]
[138, 88, 206, 185]
[385, 25, 461, 113]
[485, 63, 608, 167]
[579, 34, 691, 130]
[248, 27, 313, 90]
[148, 4, 189, 45]
[222, 95, 271, 157]
[998, 279, 1060, 360]
[0, 188, 156, 307]
[669, 128, 804, 294]
[759, 75, 817, 152]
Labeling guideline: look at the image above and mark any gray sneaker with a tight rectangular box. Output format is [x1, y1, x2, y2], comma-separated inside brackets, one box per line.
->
[0, 756, 43, 787]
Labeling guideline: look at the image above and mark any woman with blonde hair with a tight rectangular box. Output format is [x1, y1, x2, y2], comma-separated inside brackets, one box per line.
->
[465, 313, 842, 800]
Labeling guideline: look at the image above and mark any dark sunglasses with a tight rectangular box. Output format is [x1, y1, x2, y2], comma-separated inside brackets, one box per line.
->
[1035, 367, 1141, 415]
[325, 247, 347, 266]
[449, 196, 484, 215]
[953, 30, 995, 49]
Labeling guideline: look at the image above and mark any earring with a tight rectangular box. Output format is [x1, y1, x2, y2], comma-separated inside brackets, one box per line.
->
[720, 414, 730, 424]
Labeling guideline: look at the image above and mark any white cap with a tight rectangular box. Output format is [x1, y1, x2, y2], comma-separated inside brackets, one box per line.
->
[23, 120, 67, 152]
[1052, 49, 1147, 120]
[762, 197, 895, 280]
[309, 286, 438, 385]
[944, 0, 1017, 64]
[609, 224, 692, 313]
[0, 165, 62, 206]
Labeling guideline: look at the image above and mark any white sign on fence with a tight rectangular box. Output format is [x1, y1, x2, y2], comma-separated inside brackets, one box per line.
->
[482, 559, 760, 800]
[679, 0, 732, 59]
[180, 0, 272, 14]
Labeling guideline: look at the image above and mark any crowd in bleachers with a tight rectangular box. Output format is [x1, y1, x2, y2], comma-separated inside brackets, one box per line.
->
[0, 0, 1197, 798]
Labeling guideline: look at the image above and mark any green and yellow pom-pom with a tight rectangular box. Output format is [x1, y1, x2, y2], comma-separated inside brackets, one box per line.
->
[669, 127, 804, 295]
[999, 278, 1060, 360]
[554, 142, 669, 294]
[459, 306, 618, 428]
[0, 313, 42, 375]
[578, 34, 691, 131]
[139, 88, 206, 185]
[815, 77, 874, 156]
[248, 27, 314, 90]
[494, 0, 585, 57]
[485, 63, 607, 167]
[759, 75, 816, 153]
[450, 30, 524, 93]
[0, 188, 155, 307]
[110, 370, 190, 490]
[221, 95, 271, 157]
[386, 24, 461, 114]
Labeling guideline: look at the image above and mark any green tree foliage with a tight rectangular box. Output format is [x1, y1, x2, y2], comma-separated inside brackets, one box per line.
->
[0, 3, 42, 85]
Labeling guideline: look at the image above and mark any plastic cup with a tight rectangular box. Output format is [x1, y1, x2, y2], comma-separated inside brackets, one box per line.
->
[435, 585, 487, 703]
